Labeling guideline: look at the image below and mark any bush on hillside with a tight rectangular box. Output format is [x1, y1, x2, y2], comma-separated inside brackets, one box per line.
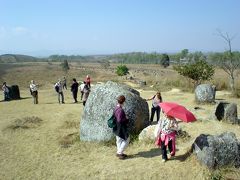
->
[160, 53, 170, 68]
[116, 65, 129, 76]
[173, 60, 214, 87]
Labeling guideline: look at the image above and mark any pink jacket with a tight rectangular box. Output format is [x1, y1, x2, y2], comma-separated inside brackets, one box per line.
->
[160, 131, 176, 156]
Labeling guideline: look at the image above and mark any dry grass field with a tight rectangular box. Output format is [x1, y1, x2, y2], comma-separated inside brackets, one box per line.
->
[0, 63, 240, 179]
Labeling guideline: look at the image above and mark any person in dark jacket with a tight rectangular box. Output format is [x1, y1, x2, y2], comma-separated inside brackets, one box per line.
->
[113, 95, 130, 160]
[71, 78, 79, 103]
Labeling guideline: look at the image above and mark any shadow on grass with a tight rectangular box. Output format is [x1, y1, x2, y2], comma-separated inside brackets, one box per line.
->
[20, 97, 32, 100]
[129, 148, 161, 159]
[0, 97, 32, 103]
[174, 149, 192, 162]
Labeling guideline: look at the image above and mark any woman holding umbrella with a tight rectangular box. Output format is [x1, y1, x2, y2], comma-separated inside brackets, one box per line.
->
[157, 112, 178, 162]
[156, 102, 196, 162]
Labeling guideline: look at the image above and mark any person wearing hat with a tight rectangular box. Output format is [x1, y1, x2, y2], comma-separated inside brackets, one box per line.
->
[29, 80, 39, 104]
[113, 95, 130, 160]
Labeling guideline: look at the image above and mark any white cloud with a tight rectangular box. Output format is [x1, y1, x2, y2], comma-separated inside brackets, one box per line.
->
[12, 26, 29, 35]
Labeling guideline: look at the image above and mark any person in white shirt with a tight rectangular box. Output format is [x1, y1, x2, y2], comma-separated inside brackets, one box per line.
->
[79, 81, 86, 100]
[2, 82, 10, 101]
[29, 80, 38, 104]
[55, 79, 65, 104]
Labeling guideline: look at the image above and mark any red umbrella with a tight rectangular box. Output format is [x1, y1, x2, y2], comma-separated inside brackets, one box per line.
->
[159, 102, 197, 123]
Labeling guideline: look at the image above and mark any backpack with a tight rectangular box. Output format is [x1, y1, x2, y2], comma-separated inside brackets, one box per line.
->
[107, 114, 116, 129]
[107, 107, 120, 129]
[55, 85, 59, 93]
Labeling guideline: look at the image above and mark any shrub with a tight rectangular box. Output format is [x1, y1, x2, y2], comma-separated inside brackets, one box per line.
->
[160, 53, 170, 68]
[173, 60, 214, 87]
[116, 65, 129, 76]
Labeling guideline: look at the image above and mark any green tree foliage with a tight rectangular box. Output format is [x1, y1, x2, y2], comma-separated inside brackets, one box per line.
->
[180, 49, 189, 59]
[173, 60, 214, 87]
[116, 65, 129, 76]
[61, 60, 70, 73]
[49, 55, 86, 62]
[110, 52, 162, 64]
[160, 54, 170, 68]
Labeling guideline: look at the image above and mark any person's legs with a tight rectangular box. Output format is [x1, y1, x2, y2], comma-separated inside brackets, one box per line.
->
[156, 107, 160, 122]
[34, 91, 38, 104]
[35, 92, 38, 104]
[64, 83, 67, 90]
[61, 92, 65, 103]
[32, 91, 36, 104]
[4, 92, 7, 101]
[119, 137, 130, 154]
[73, 91, 77, 102]
[116, 136, 122, 154]
[58, 93, 60, 103]
[33, 96, 36, 104]
[150, 107, 156, 122]
[81, 91, 83, 100]
[168, 139, 175, 156]
[161, 139, 168, 161]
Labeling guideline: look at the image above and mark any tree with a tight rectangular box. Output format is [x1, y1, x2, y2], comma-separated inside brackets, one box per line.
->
[160, 54, 170, 68]
[215, 30, 240, 93]
[180, 49, 189, 59]
[173, 60, 214, 87]
[116, 65, 129, 76]
[61, 60, 70, 73]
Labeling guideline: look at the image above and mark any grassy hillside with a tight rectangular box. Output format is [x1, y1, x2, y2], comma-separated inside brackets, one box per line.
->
[0, 54, 45, 63]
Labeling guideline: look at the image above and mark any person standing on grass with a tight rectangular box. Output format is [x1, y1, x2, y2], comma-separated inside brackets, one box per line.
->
[63, 77, 67, 90]
[79, 81, 86, 100]
[146, 92, 163, 124]
[82, 82, 90, 106]
[71, 78, 79, 103]
[2, 82, 10, 101]
[113, 95, 130, 160]
[55, 79, 65, 104]
[157, 112, 178, 162]
[29, 80, 38, 104]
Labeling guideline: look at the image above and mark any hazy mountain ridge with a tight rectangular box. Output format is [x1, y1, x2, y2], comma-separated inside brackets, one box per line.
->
[0, 54, 45, 63]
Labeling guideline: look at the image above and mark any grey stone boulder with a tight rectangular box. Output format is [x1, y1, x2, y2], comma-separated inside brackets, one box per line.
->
[192, 132, 240, 168]
[214, 102, 239, 124]
[138, 125, 157, 141]
[195, 84, 216, 103]
[80, 81, 149, 142]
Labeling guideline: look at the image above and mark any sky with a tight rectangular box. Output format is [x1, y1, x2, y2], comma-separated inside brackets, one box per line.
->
[0, 0, 240, 56]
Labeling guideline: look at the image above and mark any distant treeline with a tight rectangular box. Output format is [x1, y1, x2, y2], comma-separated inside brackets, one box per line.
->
[1, 49, 240, 66]
[48, 55, 89, 62]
